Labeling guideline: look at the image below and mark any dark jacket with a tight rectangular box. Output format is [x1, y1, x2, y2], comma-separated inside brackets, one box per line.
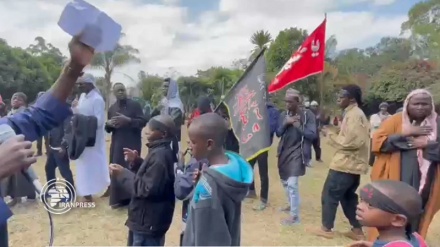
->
[182, 152, 253, 246]
[276, 109, 316, 179]
[68, 114, 97, 160]
[267, 102, 280, 145]
[174, 158, 208, 224]
[117, 140, 176, 237]
[48, 115, 72, 152]
[224, 130, 239, 153]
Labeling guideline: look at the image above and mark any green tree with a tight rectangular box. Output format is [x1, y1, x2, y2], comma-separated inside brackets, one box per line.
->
[138, 71, 163, 106]
[91, 34, 141, 109]
[196, 67, 243, 100]
[250, 30, 272, 60]
[369, 60, 440, 102]
[26, 36, 65, 85]
[266, 27, 308, 73]
[0, 39, 52, 101]
[401, 0, 440, 59]
[178, 76, 208, 112]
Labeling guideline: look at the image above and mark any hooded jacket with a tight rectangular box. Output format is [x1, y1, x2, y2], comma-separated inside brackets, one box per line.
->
[182, 151, 253, 246]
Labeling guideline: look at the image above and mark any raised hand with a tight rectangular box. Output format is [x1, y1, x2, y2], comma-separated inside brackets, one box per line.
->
[68, 36, 94, 67]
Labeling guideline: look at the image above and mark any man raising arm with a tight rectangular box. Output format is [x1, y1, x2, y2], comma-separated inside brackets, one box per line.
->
[0, 36, 94, 247]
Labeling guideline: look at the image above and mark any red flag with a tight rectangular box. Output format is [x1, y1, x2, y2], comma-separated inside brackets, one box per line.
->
[268, 18, 326, 94]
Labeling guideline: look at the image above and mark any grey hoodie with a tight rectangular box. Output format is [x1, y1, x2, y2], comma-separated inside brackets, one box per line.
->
[182, 151, 253, 246]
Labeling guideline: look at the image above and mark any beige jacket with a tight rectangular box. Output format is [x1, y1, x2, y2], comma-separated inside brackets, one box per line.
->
[327, 104, 370, 175]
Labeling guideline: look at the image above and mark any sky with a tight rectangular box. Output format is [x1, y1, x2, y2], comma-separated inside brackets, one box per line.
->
[0, 0, 420, 86]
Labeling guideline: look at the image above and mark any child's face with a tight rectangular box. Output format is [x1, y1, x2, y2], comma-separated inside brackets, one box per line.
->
[356, 200, 407, 229]
[145, 124, 165, 142]
[188, 125, 213, 161]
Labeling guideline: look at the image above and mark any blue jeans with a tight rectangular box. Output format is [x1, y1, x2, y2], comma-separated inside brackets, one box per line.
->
[281, 176, 300, 218]
[129, 231, 165, 246]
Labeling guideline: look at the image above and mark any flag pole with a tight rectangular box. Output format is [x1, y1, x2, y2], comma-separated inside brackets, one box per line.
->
[320, 12, 327, 105]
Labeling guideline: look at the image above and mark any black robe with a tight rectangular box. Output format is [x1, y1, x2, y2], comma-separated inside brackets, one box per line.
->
[105, 99, 147, 206]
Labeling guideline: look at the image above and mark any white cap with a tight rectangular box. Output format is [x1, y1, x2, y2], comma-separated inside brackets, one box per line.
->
[311, 101, 318, 106]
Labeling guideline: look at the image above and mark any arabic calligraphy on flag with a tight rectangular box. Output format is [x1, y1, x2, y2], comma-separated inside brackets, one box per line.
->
[223, 49, 270, 160]
[268, 17, 326, 94]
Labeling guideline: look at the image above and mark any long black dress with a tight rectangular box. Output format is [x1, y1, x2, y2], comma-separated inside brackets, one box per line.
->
[105, 99, 147, 207]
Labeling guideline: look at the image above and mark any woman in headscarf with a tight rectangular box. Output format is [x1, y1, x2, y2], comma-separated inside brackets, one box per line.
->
[369, 89, 440, 241]
[151, 78, 184, 149]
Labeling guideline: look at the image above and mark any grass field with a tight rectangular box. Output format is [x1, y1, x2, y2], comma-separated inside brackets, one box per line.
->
[7, 129, 440, 246]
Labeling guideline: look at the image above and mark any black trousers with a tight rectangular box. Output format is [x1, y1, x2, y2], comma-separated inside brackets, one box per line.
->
[369, 139, 375, 166]
[249, 151, 269, 202]
[312, 135, 321, 160]
[45, 151, 75, 192]
[0, 223, 8, 247]
[36, 135, 48, 155]
[321, 169, 361, 229]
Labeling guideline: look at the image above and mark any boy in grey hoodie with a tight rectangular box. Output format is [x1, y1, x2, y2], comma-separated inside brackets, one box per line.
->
[174, 150, 208, 246]
[183, 113, 253, 246]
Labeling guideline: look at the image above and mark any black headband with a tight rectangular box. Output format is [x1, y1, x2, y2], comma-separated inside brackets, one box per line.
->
[360, 184, 420, 219]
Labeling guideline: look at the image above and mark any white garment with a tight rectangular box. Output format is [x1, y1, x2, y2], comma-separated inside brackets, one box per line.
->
[72, 90, 110, 196]
[369, 113, 390, 138]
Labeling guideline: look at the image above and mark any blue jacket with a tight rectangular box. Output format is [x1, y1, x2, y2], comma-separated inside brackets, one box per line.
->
[174, 158, 208, 223]
[0, 92, 72, 227]
[267, 102, 280, 145]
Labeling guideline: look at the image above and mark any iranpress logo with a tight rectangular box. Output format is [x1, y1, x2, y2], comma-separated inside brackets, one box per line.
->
[40, 178, 95, 214]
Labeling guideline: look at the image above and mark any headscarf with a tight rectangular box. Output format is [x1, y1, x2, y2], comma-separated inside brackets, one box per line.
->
[78, 73, 101, 95]
[402, 89, 438, 192]
[160, 79, 184, 115]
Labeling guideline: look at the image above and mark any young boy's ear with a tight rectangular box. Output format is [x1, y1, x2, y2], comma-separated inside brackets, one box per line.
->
[390, 214, 408, 228]
[206, 138, 214, 151]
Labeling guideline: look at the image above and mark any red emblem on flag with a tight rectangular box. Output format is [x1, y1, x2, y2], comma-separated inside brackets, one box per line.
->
[268, 18, 326, 94]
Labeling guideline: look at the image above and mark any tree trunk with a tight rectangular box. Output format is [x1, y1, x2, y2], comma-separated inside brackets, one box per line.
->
[105, 73, 111, 110]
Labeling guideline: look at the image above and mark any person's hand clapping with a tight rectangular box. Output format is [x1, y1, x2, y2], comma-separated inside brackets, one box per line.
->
[123, 148, 138, 163]
[0, 135, 36, 179]
[109, 163, 124, 176]
[106, 119, 116, 127]
[111, 113, 131, 128]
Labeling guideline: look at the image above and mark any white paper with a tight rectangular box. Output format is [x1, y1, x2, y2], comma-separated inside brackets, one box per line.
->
[58, 0, 122, 52]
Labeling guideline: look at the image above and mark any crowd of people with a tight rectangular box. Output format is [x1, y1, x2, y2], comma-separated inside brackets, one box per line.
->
[0, 36, 438, 247]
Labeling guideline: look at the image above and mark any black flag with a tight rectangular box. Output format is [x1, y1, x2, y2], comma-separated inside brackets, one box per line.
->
[222, 49, 270, 160]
